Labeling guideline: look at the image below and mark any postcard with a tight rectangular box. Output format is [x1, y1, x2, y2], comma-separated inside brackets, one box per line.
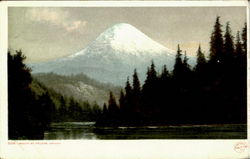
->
[0, 1, 249, 159]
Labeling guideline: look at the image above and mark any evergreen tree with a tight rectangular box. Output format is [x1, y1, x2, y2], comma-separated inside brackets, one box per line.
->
[68, 97, 75, 118]
[8, 50, 53, 139]
[223, 22, 235, 63]
[182, 51, 192, 84]
[119, 90, 125, 112]
[160, 65, 170, 81]
[75, 101, 83, 120]
[240, 23, 247, 68]
[8, 50, 33, 139]
[235, 31, 243, 58]
[183, 51, 189, 68]
[195, 45, 207, 72]
[37, 91, 56, 128]
[149, 61, 157, 80]
[108, 91, 119, 114]
[158, 65, 171, 121]
[239, 23, 247, 123]
[141, 61, 160, 120]
[209, 16, 224, 63]
[132, 69, 141, 94]
[81, 101, 92, 121]
[132, 69, 141, 112]
[68, 97, 83, 121]
[143, 61, 158, 87]
[58, 95, 67, 120]
[103, 103, 108, 114]
[92, 102, 101, 121]
[242, 22, 247, 54]
[124, 77, 133, 113]
[173, 44, 183, 79]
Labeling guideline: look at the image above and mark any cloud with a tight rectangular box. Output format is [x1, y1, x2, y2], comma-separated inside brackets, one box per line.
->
[26, 8, 87, 33]
[64, 20, 87, 32]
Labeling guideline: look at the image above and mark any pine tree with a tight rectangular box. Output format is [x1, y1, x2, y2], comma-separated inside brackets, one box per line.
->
[235, 31, 243, 58]
[183, 51, 192, 80]
[92, 102, 101, 120]
[8, 50, 52, 139]
[173, 44, 183, 79]
[58, 95, 67, 120]
[240, 23, 247, 68]
[160, 65, 170, 81]
[132, 69, 141, 112]
[242, 22, 247, 54]
[74, 101, 83, 121]
[132, 69, 141, 93]
[8, 50, 32, 139]
[125, 77, 132, 96]
[108, 91, 119, 114]
[142, 61, 158, 95]
[149, 61, 157, 80]
[103, 103, 108, 114]
[68, 97, 74, 112]
[158, 64, 171, 120]
[68, 97, 76, 120]
[223, 22, 235, 63]
[183, 51, 190, 69]
[38, 91, 56, 128]
[195, 45, 207, 72]
[209, 16, 224, 63]
[124, 77, 133, 113]
[119, 90, 125, 112]
[159, 64, 170, 92]
[141, 61, 159, 118]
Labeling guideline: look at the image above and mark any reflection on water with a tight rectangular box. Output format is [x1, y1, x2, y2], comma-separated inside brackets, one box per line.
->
[44, 122, 97, 140]
[44, 122, 247, 140]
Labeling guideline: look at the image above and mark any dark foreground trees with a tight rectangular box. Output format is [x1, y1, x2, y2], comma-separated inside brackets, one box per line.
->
[8, 50, 55, 139]
[96, 17, 247, 127]
[8, 51, 102, 139]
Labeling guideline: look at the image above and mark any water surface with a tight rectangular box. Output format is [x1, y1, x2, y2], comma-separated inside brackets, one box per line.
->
[44, 122, 247, 140]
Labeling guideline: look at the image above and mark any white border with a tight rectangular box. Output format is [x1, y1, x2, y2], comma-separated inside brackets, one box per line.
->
[0, 3, 8, 159]
[1, 1, 249, 7]
[0, 1, 249, 159]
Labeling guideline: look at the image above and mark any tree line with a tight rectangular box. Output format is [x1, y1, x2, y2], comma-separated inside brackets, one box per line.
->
[55, 96, 101, 122]
[96, 17, 247, 126]
[8, 51, 101, 139]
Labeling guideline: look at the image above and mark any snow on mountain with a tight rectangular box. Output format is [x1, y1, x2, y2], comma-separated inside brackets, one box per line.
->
[69, 23, 173, 58]
[30, 23, 193, 86]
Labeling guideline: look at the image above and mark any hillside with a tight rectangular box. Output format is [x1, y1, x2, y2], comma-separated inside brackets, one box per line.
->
[32, 72, 121, 106]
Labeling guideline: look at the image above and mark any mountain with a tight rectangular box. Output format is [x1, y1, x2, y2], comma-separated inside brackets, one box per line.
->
[30, 23, 194, 86]
[32, 73, 121, 106]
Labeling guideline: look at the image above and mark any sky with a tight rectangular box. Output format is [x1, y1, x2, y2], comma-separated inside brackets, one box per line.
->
[8, 7, 246, 63]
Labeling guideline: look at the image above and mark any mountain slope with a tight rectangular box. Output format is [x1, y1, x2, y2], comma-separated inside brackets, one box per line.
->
[33, 73, 121, 106]
[30, 23, 194, 86]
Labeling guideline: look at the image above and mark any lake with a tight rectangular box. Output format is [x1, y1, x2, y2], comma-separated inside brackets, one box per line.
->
[44, 122, 247, 140]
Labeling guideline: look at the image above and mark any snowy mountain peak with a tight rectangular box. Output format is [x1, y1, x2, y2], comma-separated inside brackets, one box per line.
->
[96, 23, 172, 55]
[96, 23, 140, 42]
[69, 23, 174, 58]
[31, 23, 188, 86]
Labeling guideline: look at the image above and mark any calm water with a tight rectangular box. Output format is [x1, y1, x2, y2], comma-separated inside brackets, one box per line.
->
[44, 122, 247, 140]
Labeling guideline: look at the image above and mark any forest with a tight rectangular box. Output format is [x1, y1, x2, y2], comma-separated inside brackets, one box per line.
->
[8, 16, 247, 139]
[8, 52, 101, 139]
[96, 17, 247, 126]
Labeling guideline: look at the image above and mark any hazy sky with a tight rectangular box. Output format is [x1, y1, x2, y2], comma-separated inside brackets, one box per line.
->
[8, 7, 246, 63]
